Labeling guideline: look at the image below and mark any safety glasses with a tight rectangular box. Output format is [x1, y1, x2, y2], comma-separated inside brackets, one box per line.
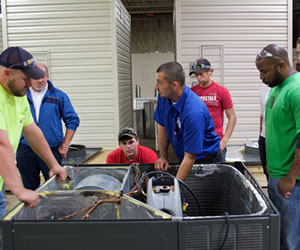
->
[256, 49, 281, 60]
[190, 62, 210, 71]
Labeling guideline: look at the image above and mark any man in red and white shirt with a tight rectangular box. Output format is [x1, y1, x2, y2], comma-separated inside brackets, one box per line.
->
[106, 127, 158, 164]
[190, 58, 237, 161]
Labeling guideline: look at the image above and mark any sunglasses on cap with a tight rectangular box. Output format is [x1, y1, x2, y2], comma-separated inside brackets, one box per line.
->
[190, 62, 210, 71]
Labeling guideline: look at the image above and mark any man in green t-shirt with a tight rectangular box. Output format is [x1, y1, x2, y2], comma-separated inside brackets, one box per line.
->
[0, 47, 67, 216]
[256, 44, 300, 250]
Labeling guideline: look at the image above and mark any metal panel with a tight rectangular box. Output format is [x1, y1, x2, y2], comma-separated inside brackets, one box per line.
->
[12, 221, 178, 250]
[0, 18, 2, 51]
[176, 0, 290, 145]
[2, 0, 129, 148]
[116, 0, 132, 131]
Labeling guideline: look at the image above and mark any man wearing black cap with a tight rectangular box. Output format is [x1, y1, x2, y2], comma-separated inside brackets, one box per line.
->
[0, 47, 67, 214]
[106, 127, 158, 164]
[189, 58, 236, 162]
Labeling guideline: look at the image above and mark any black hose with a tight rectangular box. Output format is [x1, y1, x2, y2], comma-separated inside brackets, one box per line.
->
[138, 171, 201, 216]
[217, 211, 230, 250]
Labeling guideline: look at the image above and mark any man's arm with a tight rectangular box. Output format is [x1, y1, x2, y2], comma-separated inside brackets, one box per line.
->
[155, 124, 170, 171]
[176, 152, 197, 181]
[59, 92, 79, 158]
[220, 107, 236, 151]
[278, 148, 300, 198]
[0, 130, 39, 207]
[22, 123, 67, 182]
[58, 129, 75, 159]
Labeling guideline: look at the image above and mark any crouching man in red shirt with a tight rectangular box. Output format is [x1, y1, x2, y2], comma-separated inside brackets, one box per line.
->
[106, 127, 158, 164]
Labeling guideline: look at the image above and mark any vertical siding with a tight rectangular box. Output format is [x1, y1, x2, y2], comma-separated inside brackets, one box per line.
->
[176, 0, 290, 145]
[3, 0, 120, 148]
[0, 18, 2, 51]
[115, 0, 132, 131]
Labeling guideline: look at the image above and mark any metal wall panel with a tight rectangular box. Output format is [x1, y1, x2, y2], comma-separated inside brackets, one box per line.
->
[0, 18, 2, 51]
[116, 0, 132, 131]
[2, 0, 131, 148]
[175, 0, 290, 145]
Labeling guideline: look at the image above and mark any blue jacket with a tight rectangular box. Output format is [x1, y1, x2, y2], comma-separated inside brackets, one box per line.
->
[20, 80, 80, 148]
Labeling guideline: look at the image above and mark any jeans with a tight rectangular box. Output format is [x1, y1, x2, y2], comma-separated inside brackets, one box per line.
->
[268, 177, 300, 250]
[258, 135, 269, 179]
[221, 147, 227, 162]
[0, 190, 6, 218]
[17, 144, 62, 190]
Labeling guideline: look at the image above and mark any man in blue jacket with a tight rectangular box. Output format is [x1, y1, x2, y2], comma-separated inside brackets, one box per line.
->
[17, 63, 80, 190]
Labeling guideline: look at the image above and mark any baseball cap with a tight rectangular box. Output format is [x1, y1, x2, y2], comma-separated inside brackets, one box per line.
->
[118, 127, 137, 141]
[0, 47, 46, 79]
[189, 58, 211, 75]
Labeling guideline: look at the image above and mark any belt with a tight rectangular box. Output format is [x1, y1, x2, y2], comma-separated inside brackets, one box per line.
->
[199, 150, 221, 162]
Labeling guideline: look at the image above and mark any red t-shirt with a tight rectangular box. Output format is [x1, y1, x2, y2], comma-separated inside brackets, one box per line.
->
[106, 145, 158, 164]
[191, 81, 233, 139]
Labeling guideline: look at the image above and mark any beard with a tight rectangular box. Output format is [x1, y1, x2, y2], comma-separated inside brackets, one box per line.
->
[265, 67, 285, 88]
[32, 85, 45, 92]
[7, 79, 27, 97]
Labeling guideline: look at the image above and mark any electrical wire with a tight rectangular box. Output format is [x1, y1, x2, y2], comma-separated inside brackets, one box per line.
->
[217, 211, 230, 250]
[132, 164, 141, 184]
[137, 171, 201, 216]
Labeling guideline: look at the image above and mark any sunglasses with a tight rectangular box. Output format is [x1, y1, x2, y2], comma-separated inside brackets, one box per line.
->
[191, 62, 210, 71]
[256, 49, 281, 60]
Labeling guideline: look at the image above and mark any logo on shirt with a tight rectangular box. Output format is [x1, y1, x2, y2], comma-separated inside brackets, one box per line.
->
[200, 95, 217, 102]
[174, 117, 181, 135]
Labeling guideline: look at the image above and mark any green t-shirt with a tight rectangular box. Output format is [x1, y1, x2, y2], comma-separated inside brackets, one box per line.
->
[0, 84, 33, 189]
[265, 72, 300, 179]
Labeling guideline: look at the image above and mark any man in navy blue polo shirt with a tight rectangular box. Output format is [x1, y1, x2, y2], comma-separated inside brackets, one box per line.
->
[153, 61, 221, 181]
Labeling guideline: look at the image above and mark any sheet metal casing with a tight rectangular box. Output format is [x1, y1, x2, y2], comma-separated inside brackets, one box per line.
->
[0, 162, 280, 250]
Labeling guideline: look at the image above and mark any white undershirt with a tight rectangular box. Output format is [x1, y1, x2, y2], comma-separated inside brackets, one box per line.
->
[29, 85, 48, 122]
[259, 85, 270, 138]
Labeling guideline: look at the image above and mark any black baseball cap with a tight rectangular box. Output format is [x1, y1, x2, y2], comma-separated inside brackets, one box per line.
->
[118, 127, 137, 141]
[0, 47, 46, 79]
[189, 58, 211, 75]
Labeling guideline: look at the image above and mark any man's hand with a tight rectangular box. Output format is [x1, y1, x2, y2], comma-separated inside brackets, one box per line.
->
[49, 164, 67, 183]
[155, 158, 169, 172]
[278, 176, 296, 198]
[15, 189, 40, 208]
[220, 139, 226, 152]
[58, 143, 69, 159]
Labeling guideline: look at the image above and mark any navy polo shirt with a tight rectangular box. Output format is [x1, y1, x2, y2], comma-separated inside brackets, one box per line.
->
[153, 85, 220, 162]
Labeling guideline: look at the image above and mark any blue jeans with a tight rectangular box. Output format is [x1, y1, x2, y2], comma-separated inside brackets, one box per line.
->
[221, 147, 227, 162]
[268, 177, 300, 250]
[258, 135, 269, 179]
[17, 144, 62, 190]
[0, 190, 6, 218]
